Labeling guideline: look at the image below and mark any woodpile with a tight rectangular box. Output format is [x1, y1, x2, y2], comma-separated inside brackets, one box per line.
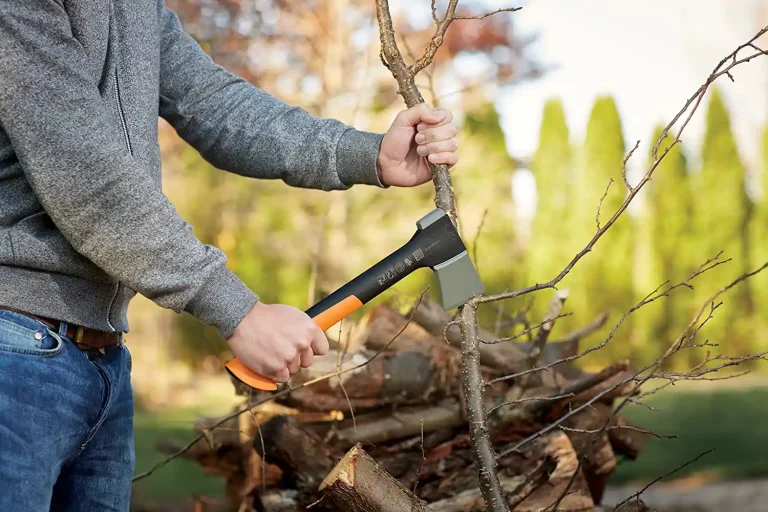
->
[158, 297, 655, 512]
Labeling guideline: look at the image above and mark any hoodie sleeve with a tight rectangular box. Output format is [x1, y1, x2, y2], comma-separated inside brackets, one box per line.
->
[157, 3, 386, 190]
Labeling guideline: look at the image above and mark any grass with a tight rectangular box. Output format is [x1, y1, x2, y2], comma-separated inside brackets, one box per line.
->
[610, 383, 768, 485]
[132, 392, 239, 500]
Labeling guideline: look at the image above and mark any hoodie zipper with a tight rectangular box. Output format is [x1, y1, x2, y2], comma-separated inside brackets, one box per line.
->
[113, 71, 133, 155]
[106, 67, 132, 331]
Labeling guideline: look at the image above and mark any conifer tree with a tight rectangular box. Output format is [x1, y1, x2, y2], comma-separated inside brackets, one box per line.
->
[565, 96, 634, 362]
[693, 87, 751, 355]
[528, 98, 572, 285]
[639, 125, 694, 364]
[748, 121, 768, 341]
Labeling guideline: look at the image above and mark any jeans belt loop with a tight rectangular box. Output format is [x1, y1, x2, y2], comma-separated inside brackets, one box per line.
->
[58, 321, 68, 338]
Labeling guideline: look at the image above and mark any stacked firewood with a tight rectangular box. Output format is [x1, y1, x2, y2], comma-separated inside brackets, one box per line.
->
[158, 296, 655, 512]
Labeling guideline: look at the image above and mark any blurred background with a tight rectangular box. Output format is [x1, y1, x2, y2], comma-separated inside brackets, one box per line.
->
[130, 0, 768, 509]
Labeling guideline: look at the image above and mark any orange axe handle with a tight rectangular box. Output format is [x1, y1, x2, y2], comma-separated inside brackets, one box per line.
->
[224, 296, 363, 391]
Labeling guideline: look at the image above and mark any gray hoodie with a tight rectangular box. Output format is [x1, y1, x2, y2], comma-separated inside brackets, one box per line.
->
[0, 0, 385, 339]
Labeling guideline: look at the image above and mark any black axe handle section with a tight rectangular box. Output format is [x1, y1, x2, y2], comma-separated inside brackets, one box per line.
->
[226, 210, 466, 391]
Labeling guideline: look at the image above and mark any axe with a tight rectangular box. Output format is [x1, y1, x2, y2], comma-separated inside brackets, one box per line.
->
[225, 207, 484, 390]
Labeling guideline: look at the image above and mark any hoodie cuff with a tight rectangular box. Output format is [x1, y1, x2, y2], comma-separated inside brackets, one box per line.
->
[185, 263, 259, 340]
[336, 129, 388, 188]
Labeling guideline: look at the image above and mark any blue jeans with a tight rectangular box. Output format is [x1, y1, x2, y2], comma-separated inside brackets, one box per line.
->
[0, 308, 134, 511]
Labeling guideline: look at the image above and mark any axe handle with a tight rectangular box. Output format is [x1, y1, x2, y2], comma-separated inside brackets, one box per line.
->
[224, 211, 457, 391]
[224, 296, 364, 391]
[224, 239, 424, 391]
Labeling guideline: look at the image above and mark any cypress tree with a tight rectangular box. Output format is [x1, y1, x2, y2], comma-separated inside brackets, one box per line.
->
[528, 98, 572, 284]
[639, 125, 695, 364]
[565, 95, 634, 363]
[693, 87, 751, 355]
[747, 121, 768, 342]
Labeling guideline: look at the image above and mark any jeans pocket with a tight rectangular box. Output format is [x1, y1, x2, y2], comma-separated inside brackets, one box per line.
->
[0, 311, 63, 357]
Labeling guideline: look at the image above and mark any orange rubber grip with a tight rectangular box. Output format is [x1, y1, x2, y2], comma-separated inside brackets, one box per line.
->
[224, 296, 364, 391]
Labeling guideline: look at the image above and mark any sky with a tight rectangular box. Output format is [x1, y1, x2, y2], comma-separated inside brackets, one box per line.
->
[487, 0, 768, 219]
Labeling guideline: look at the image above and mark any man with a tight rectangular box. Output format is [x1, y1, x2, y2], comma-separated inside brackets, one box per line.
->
[0, 1, 459, 510]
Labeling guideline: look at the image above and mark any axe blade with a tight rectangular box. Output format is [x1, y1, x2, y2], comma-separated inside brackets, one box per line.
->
[434, 249, 484, 311]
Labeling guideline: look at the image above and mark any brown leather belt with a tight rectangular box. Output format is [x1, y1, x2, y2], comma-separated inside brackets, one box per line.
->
[0, 306, 120, 350]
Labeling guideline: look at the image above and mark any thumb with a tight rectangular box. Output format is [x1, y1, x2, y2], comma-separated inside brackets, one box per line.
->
[395, 104, 445, 127]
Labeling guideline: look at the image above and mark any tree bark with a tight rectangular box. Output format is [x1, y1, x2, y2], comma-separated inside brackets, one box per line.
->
[459, 302, 508, 512]
[318, 444, 433, 512]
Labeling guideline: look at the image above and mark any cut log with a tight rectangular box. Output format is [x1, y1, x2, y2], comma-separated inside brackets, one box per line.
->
[405, 300, 526, 371]
[318, 443, 432, 512]
[253, 416, 337, 499]
[608, 415, 650, 460]
[334, 402, 464, 446]
[353, 305, 467, 367]
[561, 402, 617, 504]
[284, 349, 461, 411]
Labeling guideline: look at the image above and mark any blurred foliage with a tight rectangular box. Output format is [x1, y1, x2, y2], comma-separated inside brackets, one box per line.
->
[635, 126, 696, 369]
[130, 0, 768, 374]
[692, 88, 753, 359]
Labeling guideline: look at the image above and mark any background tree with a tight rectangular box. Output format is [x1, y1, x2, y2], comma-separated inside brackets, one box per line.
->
[692, 87, 753, 358]
[565, 95, 633, 366]
[749, 119, 768, 346]
[526, 98, 574, 327]
[634, 125, 695, 367]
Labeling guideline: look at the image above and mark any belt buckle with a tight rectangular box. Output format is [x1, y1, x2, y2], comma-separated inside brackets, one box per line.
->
[74, 326, 105, 355]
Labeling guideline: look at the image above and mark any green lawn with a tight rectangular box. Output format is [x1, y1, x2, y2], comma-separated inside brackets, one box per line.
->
[131, 383, 768, 500]
[132, 401, 233, 500]
[610, 384, 768, 484]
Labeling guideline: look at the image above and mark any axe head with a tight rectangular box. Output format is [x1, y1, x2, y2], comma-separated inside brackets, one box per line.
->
[415, 208, 484, 310]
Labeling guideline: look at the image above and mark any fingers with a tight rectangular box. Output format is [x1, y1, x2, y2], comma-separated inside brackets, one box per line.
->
[416, 139, 458, 157]
[415, 121, 456, 144]
[425, 152, 459, 166]
[395, 104, 451, 127]
[299, 346, 314, 368]
[272, 367, 290, 383]
[288, 353, 301, 374]
[310, 324, 330, 356]
[413, 110, 458, 168]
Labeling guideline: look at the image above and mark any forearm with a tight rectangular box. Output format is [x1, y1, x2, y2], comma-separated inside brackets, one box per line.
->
[158, 5, 385, 190]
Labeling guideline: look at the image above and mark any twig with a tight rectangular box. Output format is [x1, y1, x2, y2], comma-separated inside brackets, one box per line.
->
[525, 289, 569, 370]
[487, 253, 725, 388]
[479, 312, 571, 345]
[552, 311, 608, 345]
[612, 449, 715, 510]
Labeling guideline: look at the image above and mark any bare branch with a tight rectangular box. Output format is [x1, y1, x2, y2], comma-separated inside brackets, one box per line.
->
[455, 7, 522, 20]
[526, 289, 569, 369]
[612, 449, 715, 510]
